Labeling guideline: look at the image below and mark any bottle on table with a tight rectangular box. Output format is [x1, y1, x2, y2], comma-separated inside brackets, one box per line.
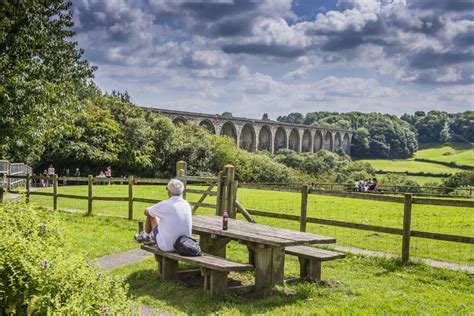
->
[222, 210, 229, 230]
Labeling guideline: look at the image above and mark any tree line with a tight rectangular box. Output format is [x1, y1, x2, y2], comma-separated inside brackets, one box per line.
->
[276, 110, 472, 159]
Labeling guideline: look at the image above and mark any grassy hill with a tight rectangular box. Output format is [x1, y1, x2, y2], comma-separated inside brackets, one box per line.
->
[358, 159, 463, 175]
[415, 143, 473, 167]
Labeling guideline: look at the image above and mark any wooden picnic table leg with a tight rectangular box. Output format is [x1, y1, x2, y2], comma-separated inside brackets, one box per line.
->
[298, 257, 321, 282]
[251, 244, 285, 290]
[199, 234, 230, 258]
[155, 254, 178, 280]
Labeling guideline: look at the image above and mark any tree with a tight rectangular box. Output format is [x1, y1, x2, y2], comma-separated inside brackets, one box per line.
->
[222, 112, 233, 117]
[0, 0, 95, 163]
[277, 112, 304, 124]
[262, 113, 269, 120]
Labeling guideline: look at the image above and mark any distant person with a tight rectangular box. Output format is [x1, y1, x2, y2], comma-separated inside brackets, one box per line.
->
[47, 164, 55, 177]
[134, 179, 192, 251]
[368, 178, 378, 192]
[42, 169, 48, 187]
[74, 168, 80, 177]
[105, 166, 112, 178]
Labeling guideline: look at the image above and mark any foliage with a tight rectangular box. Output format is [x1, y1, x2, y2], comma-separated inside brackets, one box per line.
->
[0, 201, 134, 314]
[401, 110, 474, 143]
[276, 112, 304, 124]
[444, 171, 474, 188]
[39, 96, 125, 175]
[274, 149, 350, 178]
[221, 112, 233, 117]
[0, 0, 95, 164]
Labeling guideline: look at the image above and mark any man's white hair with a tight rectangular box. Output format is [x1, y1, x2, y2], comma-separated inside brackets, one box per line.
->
[167, 179, 184, 196]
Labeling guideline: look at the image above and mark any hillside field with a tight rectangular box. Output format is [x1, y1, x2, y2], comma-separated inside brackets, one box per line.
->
[358, 159, 463, 175]
[415, 143, 474, 167]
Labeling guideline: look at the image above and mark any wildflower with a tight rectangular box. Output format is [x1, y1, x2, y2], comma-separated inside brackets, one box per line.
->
[43, 260, 49, 269]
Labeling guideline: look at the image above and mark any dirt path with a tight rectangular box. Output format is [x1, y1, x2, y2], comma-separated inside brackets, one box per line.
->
[95, 248, 153, 271]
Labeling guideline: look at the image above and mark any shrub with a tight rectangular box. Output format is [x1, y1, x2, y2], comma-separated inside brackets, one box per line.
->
[0, 201, 135, 314]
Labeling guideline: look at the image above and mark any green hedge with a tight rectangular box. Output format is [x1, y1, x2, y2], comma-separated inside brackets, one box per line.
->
[0, 200, 136, 314]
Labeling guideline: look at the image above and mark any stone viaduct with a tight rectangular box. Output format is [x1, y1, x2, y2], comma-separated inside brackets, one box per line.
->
[143, 107, 354, 155]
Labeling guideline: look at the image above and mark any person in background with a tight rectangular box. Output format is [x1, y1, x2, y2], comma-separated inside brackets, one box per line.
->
[42, 169, 47, 187]
[74, 168, 80, 177]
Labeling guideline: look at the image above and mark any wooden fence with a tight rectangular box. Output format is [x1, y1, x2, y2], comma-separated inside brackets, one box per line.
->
[1, 160, 472, 264]
[236, 182, 474, 263]
[1, 161, 222, 220]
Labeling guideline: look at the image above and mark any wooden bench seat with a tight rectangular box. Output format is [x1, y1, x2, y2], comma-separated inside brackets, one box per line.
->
[141, 244, 253, 295]
[285, 245, 345, 282]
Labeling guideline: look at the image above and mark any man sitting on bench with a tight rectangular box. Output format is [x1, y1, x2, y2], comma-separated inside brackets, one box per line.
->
[134, 179, 192, 251]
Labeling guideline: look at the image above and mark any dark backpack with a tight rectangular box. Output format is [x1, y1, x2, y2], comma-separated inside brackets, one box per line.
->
[174, 235, 202, 256]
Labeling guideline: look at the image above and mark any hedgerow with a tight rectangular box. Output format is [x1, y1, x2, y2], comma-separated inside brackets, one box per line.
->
[0, 200, 136, 314]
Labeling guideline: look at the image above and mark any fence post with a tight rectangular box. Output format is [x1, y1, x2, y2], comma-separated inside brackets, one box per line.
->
[176, 161, 187, 198]
[53, 175, 58, 210]
[300, 184, 309, 232]
[216, 171, 224, 216]
[26, 174, 30, 203]
[222, 165, 235, 218]
[402, 193, 413, 263]
[0, 175, 4, 203]
[229, 180, 238, 219]
[128, 175, 134, 220]
[87, 175, 93, 216]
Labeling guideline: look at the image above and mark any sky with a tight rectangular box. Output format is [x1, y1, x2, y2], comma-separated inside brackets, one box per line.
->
[71, 0, 474, 119]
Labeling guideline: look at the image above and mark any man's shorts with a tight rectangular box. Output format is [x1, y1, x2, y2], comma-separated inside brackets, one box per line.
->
[152, 225, 159, 244]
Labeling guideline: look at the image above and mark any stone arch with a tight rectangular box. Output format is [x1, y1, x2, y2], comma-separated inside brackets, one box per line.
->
[301, 129, 312, 153]
[239, 123, 256, 152]
[172, 116, 187, 126]
[220, 121, 238, 143]
[258, 125, 272, 152]
[334, 132, 342, 151]
[274, 127, 287, 153]
[199, 119, 216, 134]
[323, 131, 334, 151]
[288, 128, 300, 152]
[343, 133, 351, 153]
[314, 130, 323, 152]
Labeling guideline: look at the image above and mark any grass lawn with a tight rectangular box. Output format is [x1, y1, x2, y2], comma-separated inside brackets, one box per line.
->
[109, 247, 474, 314]
[48, 208, 139, 259]
[359, 159, 463, 175]
[377, 174, 445, 185]
[415, 143, 474, 167]
[28, 185, 474, 265]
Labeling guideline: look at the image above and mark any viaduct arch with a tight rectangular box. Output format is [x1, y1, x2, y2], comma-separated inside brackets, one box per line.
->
[144, 107, 354, 155]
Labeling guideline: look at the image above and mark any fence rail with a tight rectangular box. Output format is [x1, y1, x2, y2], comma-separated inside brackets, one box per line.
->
[2, 160, 472, 265]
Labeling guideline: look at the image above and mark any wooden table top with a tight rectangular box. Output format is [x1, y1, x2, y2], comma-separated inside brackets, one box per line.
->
[192, 215, 336, 247]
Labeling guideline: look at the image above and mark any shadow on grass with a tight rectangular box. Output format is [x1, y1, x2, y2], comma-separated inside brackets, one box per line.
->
[123, 268, 314, 314]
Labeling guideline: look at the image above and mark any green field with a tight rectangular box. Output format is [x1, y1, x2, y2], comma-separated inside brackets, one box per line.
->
[25, 184, 474, 265]
[22, 205, 474, 314]
[360, 159, 463, 174]
[415, 143, 474, 167]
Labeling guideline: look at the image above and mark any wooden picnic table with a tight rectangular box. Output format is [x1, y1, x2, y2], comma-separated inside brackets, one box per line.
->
[192, 215, 336, 290]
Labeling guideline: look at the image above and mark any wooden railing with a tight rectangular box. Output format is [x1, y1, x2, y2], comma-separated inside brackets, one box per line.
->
[1, 162, 219, 220]
[236, 183, 474, 263]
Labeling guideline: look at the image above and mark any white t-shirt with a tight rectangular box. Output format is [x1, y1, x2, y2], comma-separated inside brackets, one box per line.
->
[148, 196, 192, 251]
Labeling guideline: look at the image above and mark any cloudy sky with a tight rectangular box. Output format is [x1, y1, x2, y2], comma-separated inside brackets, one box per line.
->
[72, 0, 474, 119]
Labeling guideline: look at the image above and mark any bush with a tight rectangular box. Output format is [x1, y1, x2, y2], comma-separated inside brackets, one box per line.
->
[0, 201, 135, 314]
[444, 171, 474, 192]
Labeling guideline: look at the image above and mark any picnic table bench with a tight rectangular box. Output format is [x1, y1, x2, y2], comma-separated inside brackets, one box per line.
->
[192, 215, 340, 290]
[141, 215, 345, 295]
[141, 244, 253, 295]
[285, 245, 346, 282]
